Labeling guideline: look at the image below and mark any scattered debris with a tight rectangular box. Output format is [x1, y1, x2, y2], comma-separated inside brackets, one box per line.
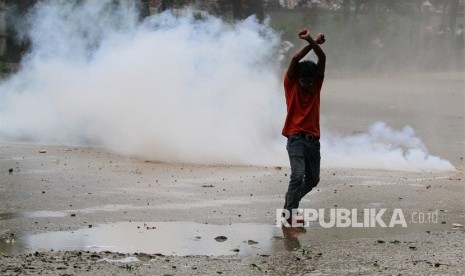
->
[406, 260, 432, 266]
[247, 240, 258, 245]
[201, 184, 214, 188]
[452, 223, 463, 229]
[4, 238, 16, 244]
[251, 263, 263, 272]
[299, 249, 311, 256]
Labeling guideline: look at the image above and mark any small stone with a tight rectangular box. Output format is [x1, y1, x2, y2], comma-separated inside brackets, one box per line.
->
[201, 184, 214, 188]
[39, 150, 47, 153]
[452, 223, 463, 228]
[247, 240, 258, 245]
[8, 168, 13, 173]
[214, 236, 228, 242]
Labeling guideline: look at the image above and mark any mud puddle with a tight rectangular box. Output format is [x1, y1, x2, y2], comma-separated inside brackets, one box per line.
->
[2, 222, 287, 256]
[1, 219, 451, 256]
[0, 211, 68, 220]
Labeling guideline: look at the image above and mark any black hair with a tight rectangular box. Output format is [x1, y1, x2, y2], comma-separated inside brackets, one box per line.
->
[296, 60, 317, 78]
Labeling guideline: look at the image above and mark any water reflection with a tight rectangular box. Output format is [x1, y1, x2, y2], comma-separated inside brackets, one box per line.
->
[2, 222, 292, 256]
[1, 219, 450, 256]
[281, 226, 306, 251]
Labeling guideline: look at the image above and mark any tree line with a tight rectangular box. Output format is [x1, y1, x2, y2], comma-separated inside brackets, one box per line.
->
[2, 0, 463, 72]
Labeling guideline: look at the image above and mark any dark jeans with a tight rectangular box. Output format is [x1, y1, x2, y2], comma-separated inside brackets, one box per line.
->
[285, 135, 320, 212]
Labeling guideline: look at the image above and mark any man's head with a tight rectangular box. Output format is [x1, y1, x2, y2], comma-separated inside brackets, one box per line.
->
[296, 60, 317, 92]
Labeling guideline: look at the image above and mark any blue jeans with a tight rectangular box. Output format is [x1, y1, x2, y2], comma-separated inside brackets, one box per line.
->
[285, 135, 320, 212]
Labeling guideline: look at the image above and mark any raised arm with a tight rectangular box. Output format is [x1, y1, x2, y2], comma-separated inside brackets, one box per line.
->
[287, 29, 326, 79]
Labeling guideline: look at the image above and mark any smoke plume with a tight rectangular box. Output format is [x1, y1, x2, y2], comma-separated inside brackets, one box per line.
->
[0, 0, 455, 172]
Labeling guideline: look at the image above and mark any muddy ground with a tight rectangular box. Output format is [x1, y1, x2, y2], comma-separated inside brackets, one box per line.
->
[0, 142, 464, 275]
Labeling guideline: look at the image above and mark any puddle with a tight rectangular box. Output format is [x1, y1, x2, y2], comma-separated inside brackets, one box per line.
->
[0, 211, 68, 220]
[356, 180, 424, 187]
[0, 220, 451, 256]
[67, 204, 137, 214]
[2, 222, 287, 256]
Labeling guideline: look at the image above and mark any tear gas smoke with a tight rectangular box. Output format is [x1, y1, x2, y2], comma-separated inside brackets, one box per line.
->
[0, 0, 455, 172]
[322, 122, 455, 171]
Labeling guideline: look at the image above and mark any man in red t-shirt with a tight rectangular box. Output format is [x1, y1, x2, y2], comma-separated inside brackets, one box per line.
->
[282, 28, 326, 225]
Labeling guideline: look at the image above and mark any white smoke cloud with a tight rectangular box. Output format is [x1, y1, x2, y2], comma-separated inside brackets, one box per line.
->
[0, 0, 455, 172]
[322, 122, 455, 171]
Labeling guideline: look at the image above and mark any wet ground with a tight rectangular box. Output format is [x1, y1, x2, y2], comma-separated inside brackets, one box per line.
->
[0, 142, 464, 275]
[0, 213, 453, 257]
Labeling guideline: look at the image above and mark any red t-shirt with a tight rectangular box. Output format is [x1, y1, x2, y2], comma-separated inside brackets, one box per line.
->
[282, 72, 324, 137]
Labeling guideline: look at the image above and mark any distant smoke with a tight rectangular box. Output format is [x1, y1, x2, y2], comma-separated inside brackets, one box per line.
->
[322, 122, 455, 172]
[0, 0, 455, 172]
